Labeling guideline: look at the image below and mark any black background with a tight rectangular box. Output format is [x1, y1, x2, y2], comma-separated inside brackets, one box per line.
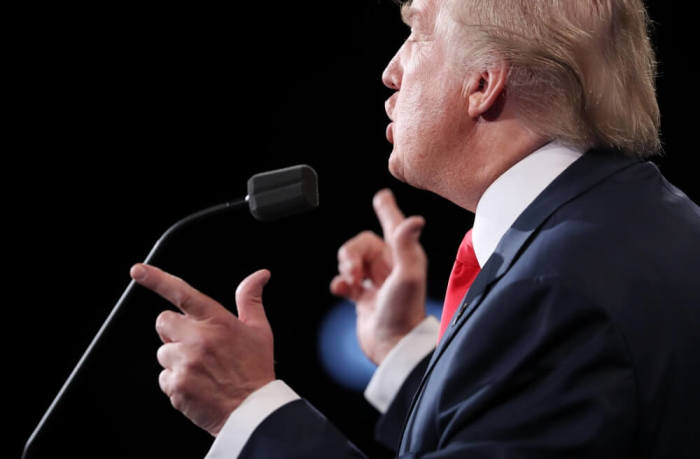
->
[11, 1, 694, 457]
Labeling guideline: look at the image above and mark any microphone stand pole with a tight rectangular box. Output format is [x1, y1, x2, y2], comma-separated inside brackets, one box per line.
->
[23, 197, 249, 458]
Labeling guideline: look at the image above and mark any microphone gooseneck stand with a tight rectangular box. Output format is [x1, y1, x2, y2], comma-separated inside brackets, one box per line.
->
[23, 197, 249, 458]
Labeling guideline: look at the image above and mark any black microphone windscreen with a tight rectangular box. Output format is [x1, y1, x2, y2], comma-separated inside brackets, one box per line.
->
[247, 164, 319, 221]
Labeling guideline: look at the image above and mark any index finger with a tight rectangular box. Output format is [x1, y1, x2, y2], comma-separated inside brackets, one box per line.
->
[131, 263, 221, 320]
[373, 189, 405, 240]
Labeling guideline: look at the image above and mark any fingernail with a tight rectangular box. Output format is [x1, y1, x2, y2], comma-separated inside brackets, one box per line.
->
[131, 264, 146, 280]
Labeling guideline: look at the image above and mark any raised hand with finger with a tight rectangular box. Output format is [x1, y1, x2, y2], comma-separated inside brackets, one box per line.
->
[130, 264, 275, 437]
[330, 189, 427, 365]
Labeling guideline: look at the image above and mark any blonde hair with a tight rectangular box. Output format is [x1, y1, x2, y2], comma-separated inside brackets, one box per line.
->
[436, 0, 661, 157]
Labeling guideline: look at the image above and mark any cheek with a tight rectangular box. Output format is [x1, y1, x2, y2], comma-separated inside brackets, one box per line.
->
[398, 79, 461, 135]
[388, 76, 467, 185]
[397, 104, 453, 158]
[394, 96, 436, 144]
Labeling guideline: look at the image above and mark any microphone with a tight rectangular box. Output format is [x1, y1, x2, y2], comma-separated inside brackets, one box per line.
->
[22, 164, 319, 459]
[248, 164, 319, 221]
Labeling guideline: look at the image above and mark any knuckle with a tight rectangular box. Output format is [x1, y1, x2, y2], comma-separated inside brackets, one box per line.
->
[171, 371, 190, 393]
[188, 335, 212, 359]
[337, 244, 350, 261]
[392, 233, 407, 249]
[339, 231, 382, 261]
[338, 258, 356, 274]
[173, 289, 192, 309]
[170, 393, 187, 411]
[182, 358, 201, 374]
[156, 345, 167, 366]
[158, 370, 169, 393]
[155, 311, 173, 332]
[358, 230, 377, 242]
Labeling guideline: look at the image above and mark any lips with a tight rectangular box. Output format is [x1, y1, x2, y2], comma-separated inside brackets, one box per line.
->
[385, 93, 398, 145]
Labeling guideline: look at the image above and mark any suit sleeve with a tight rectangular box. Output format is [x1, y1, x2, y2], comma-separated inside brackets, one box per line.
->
[402, 277, 637, 458]
[205, 381, 301, 458]
[374, 352, 432, 451]
[235, 318, 439, 458]
[236, 352, 435, 459]
[238, 398, 367, 458]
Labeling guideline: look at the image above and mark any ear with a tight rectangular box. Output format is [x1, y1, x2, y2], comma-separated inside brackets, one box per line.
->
[463, 61, 509, 119]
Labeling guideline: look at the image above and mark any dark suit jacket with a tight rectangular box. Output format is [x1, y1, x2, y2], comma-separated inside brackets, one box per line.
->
[240, 150, 700, 458]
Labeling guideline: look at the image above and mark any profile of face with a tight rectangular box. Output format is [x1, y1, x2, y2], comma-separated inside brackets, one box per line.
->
[382, 0, 475, 192]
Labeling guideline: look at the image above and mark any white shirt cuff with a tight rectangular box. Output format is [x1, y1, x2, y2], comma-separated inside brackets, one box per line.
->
[364, 316, 439, 413]
[205, 380, 300, 459]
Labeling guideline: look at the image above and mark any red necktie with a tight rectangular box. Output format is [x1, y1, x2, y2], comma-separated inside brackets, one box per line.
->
[437, 229, 481, 342]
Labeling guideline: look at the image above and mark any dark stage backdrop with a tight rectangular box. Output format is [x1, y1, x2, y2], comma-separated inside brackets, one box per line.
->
[11, 1, 694, 457]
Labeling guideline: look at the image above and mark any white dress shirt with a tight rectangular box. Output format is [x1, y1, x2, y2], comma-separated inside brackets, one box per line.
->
[206, 141, 583, 458]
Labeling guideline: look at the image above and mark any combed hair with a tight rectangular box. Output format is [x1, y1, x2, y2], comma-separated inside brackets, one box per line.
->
[435, 0, 661, 157]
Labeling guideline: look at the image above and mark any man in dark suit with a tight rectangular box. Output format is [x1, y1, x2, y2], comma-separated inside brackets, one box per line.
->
[130, 0, 700, 456]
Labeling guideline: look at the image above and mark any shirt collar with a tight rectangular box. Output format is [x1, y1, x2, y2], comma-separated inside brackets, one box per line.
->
[472, 141, 584, 267]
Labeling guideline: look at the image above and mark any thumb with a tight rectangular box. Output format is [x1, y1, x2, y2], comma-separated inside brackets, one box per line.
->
[235, 269, 272, 325]
[390, 216, 426, 265]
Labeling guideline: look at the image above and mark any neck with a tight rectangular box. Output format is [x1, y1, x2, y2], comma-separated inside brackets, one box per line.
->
[442, 119, 548, 212]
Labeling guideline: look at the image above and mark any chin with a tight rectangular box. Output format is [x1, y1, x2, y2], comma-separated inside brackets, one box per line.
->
[388, 151, 406, 183]
[389, 157, 431, 193]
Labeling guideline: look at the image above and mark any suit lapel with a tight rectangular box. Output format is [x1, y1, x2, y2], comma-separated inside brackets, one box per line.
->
[399, 149, 641, 452]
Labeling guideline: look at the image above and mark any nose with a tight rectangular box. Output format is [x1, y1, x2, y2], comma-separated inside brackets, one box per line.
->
[382, 50, 402, 90]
